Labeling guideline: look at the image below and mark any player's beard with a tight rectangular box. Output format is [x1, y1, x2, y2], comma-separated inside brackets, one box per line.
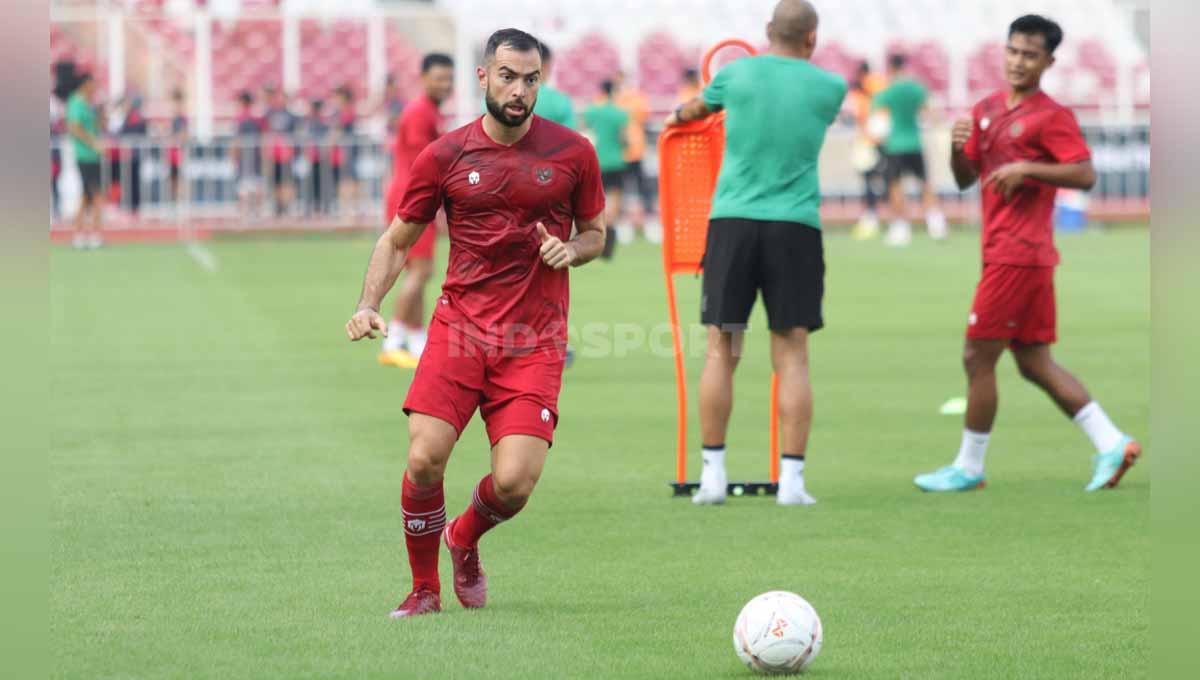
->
[485, 88, 536, 128]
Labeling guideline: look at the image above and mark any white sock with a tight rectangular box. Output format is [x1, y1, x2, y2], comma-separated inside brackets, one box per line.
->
[382, 320, 406, 353]
[779, 455, 806, 492]
[405, 324, 428, 357]
[926, 208, 947, 234]
[1073, 401, 1124, 453]
[700, 446, 726, 485]
[952, 429, 990, 477]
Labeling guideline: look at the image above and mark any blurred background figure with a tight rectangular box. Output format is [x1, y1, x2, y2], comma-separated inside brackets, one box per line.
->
[119, 94, 149, 216]
[677, 67, 702, 104]
[332, 85, 360, 217]
[614, 70, 653, 244]
[872, 53, 947, 246]
[583, 79, 628, 260]
[65, 71, 103, 249]
[166, 88, 188, 214]
[51, 84, 65, 220]
[232, 90, 265, 222]
[532, 44, 575, 128]
[847, 60, 888, 240]
[263, 84, 298, 216]
[382, 74, 406, 135]
[303, 98, 332, 216]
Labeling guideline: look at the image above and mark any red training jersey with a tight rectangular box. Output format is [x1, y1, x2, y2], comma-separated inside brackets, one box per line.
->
[398, 115, 606, 350]
[390, 94, 443, 196]
[963, 90, 1091, 267]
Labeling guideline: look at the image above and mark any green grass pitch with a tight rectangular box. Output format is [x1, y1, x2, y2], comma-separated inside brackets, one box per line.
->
[51, 226, 1148, 679]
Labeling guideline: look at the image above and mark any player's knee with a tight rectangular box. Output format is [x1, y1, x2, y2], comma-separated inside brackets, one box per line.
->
[405, 440, 449, 483]
[962, 347, 994, 379]
[492, 469, 538, 507]
[1015, 356, 1047, 384]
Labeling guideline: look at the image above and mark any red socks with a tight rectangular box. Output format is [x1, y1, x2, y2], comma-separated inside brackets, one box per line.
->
[452, 474, 524, 547]
[401, 474, 445, 591]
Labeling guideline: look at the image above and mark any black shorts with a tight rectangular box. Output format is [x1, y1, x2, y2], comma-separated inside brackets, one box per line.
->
[701, 218, 825, 332]
[77, 161, 102, 200]
[884, 151, 927, 183]
[601, 169, 625, 191]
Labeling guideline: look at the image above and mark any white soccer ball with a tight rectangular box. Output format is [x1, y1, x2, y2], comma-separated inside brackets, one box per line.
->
[732, 591, 823, 675]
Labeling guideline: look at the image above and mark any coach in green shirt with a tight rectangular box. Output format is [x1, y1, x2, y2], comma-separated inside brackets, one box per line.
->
[665, 0, 846, 507]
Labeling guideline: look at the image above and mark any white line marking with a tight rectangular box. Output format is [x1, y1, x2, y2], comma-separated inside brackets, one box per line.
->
[186, 241, 219, 272]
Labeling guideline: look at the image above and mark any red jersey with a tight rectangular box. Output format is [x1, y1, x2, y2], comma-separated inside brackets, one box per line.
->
[964, 90, 1091, 267]
[398, 115, 606, 349]
[391, 94, 443, 189]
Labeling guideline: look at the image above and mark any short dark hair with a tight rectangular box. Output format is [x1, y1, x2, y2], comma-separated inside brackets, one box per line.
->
[238, 90, 253, 106]
[541, 44, 553, 62]
[600, 79, 615, 96]
[683, 67, 698, 82]
[889, 53, 907, 70]
[483, 28, 544, 63]
[1009, 14, 1064, 53]
[421, 52, 454, 73]
[76, 71, 93, 88]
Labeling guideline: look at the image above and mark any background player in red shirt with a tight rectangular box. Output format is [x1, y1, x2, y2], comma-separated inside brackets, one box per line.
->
[345, 28, 607, 619]
[380, 53, 455, 366]
[915, 15, 1142, 494]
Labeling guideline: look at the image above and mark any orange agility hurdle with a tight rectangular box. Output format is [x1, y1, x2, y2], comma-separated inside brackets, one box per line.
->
[659, 39, 780, 497]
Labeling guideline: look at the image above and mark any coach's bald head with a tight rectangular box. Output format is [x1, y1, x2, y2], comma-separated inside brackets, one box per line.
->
[768, 0, 819, 54]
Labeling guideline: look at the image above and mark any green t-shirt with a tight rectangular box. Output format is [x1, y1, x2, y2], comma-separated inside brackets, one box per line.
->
[66, 92, 99, 163]
[703, 55, 847, 228]
[583, 101, 628, 172]
[535, 85, 576, 129]
[872, 77, 927, 154]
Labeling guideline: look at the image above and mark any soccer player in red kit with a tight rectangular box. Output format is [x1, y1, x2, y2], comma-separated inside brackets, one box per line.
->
[914, 15, 1141, 494]
[345, 28, 607, 618]
[380, 53, 455, 367]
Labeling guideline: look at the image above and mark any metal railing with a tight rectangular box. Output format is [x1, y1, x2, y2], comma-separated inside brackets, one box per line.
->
[51, 132, 392, 229]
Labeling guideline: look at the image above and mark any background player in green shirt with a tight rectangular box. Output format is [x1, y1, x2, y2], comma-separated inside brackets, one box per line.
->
[65, 72, 104, 249]
[582, 80, 628, 259]
[665, 0, 846, 507]
[872, 53, 948, 246]
[532, 44, 575, 129]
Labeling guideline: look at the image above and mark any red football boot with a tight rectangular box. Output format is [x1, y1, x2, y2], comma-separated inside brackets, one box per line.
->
[388, 585, 441, 619]
[443, 519, 487, 608]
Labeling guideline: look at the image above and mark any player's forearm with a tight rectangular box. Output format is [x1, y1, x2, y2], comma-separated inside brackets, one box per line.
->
[355, 233, 408, 312]
[568, 228, 605, 267]
[1020, 161, 1096, 191]
[950, 150, 979, 190]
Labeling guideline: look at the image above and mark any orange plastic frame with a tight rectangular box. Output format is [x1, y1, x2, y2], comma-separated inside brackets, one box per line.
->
[659, 39, 780, 488]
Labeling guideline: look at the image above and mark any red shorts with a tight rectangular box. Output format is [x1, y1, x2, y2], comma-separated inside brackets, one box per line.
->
[384, 179, 435, 260]
[403, 316, 566, 447]
[967, 264, 1057, 345]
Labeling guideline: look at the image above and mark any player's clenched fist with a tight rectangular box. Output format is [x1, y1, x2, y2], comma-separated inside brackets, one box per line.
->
[951, 118, 973, 151]
[346, 307, 387, 341]
[536, 222, 577, 270]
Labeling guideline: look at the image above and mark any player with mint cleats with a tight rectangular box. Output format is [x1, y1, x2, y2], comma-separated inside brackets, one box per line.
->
[914, 15, 1141, 494]
[666, 0, 846, 507]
